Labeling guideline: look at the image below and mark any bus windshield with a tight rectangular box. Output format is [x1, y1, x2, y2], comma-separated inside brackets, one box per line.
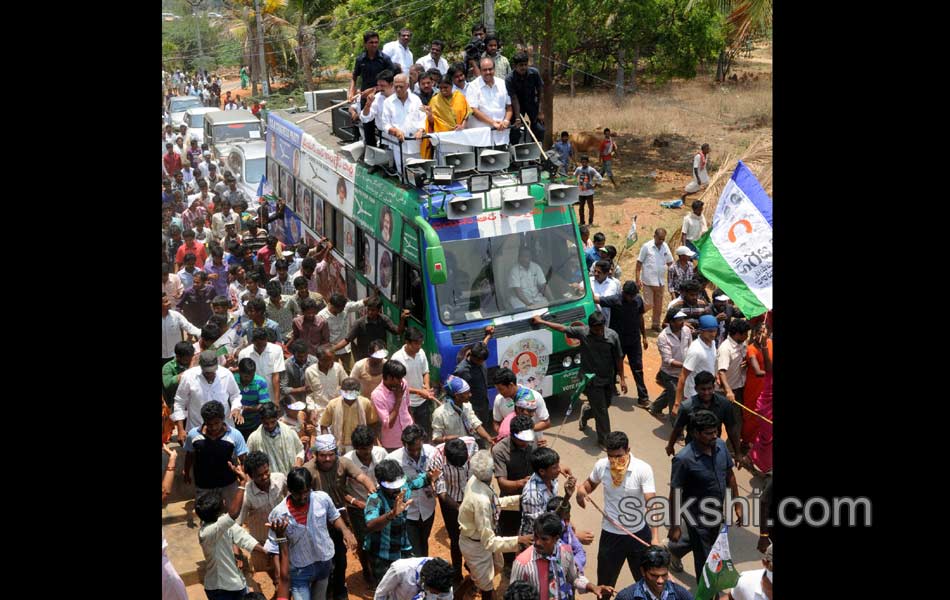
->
[435, 223, 587, 325]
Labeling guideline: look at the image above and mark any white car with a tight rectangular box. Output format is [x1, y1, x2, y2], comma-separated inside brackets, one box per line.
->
[223, 141, 267, 202]
[182, 107, 218, 146]
[166, 95, 205, 128]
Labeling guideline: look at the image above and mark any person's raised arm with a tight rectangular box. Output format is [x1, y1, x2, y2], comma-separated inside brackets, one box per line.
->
[226, 461, 250, 520]
[530, 315, 567, 333]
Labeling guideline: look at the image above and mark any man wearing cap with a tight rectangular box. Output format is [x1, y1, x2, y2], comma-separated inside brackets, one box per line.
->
[431, 375, 494, 446]
[372, 359, 416, 452]
[459, 449, 533, 600]
[172, 349, 243, 444]
[491, 415, 538, 565]
[650, 308, 693, 419]
[672, 314, 720, 418]
[303, 434, 379, 600]
[727, 543, 772, 600]
[363, 459, 435, 581]
[667, 246, 697, 300]
[493, 371, 551, 442]
[597, 280, 651, 407]
[351, 339, 388, 398]
[531, 312, 625, 448]
[711, 290, 745, 346]
[636, 228, 674, 332]
[387, 424, 441, 557]
[319, 377, 380, 453]
[247, 402, 305, 475]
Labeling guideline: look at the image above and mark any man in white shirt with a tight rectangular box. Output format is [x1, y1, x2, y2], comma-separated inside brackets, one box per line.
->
[381, 73, 426, 176]
[163, 292, 201, 365]
[451, 65, 469, 96]
[590, 259, 622, 327]
[172, 350, 243, 443]
[681, 143, 711, 201]
[387, 424, 441, 558]
[318, 293, 364, 371]
[360, 70, 395, 149]
[728, 543, 772, 600]
[391, 327, 437, 439]
[575, 430, 660, 590]
[507, 246, 549, 309]
[415, 39, 448, 76]
[238, 327, 287, 406]
[635, 228, 674, 331]
[382, 29, 414, 75]
[673, 314, 720, 417]
[681, 199, 708, 257]
[467, 57, 513, 145]
[375, 556, 455, 600]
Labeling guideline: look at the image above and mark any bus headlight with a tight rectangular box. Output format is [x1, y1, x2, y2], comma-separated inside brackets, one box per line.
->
[562, 356, 573, 369]
[573, 354, 582, 365]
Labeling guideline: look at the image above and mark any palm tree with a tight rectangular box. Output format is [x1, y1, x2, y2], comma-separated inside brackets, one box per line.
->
[687, 0, 772, 80]
[221, 0, 298, 96]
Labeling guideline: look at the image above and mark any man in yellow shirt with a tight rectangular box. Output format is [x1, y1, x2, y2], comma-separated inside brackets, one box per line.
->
[319, 377, 380, 453]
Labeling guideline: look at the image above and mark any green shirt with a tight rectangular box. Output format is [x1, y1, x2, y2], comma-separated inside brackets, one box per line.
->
[162, 358, 190, 405]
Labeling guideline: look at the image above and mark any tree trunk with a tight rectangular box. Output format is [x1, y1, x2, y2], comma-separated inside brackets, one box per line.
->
[249, 32, 259, 97]
[716, 49, 727, 82]
[298, 10, 311, 92]
[570, 65, 575, 98]
[614, 47, 625, 105]
[541, 0, 554, 147]
[629, 45, 639, 94]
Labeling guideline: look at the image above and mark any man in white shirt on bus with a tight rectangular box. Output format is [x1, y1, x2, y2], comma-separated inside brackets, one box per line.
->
[467, 57, 513, 145]
[508, 246, 549, 309]
[360, 69, 395, 147]
[415, 39, 448, 76]
[382, 29, 414, 75]
[382, 73, 426, 176]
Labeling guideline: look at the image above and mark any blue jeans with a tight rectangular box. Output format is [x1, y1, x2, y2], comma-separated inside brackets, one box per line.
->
[290, 559, 332, 600]
[205, 588, 246, 600]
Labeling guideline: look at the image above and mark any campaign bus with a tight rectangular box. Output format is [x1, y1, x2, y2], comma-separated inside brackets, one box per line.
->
[261, 103, 595, 405]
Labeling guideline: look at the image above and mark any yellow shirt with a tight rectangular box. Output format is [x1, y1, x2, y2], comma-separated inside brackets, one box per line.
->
[457, 476, 521, 553]
[319, 396, 380, 447]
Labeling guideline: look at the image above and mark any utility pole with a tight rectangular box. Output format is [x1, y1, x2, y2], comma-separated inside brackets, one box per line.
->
[185, 0, 205, 71]
[254, 0, 270, 97]
[484, 0, 495, 34]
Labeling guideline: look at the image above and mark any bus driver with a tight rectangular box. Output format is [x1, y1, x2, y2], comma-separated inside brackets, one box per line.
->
[508, 246, 550, 309]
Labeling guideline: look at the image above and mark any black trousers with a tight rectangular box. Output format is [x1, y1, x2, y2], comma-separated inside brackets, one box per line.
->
[410, 400, 434, 442]
[596, 526, 654, 587]
[439, 498, 463, 576]
[498, 508, 523, 565]
[576, 194, 595, 225]
[326, 521, 348, 600]
[471, 396, 494, 437]
[622, 345, 649, 401]
[586, 381, 614, 444]
[407, 513, 435, 557]
[651, 371, 679, 415]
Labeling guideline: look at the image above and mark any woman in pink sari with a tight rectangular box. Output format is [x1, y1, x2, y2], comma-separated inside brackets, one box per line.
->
[745, 327, 773, 474]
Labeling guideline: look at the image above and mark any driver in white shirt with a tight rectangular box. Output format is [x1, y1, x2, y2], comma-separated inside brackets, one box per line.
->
[508, 246, 549, 309]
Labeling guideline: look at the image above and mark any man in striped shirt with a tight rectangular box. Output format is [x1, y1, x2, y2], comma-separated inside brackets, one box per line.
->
[428, 436, 479, 582]
[363, 459, 429, 582]
[519, 447, 576, 536]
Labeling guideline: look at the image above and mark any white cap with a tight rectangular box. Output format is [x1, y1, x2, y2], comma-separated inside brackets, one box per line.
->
[513, 429, 536, 442]
[380, 477, 406, 489]
[675, 245, 696, 257]
[715, 294, 730, 301]
[371, 349, 389, 359]
[673, 310, 688, 319]
[287, 401, 306, 411]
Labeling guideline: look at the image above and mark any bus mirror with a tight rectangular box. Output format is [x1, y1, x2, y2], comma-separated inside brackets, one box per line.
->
[546, 183, 578, 206]
[426, 247, 448, 284]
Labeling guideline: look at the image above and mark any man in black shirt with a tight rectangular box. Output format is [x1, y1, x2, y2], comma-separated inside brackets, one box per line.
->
[506, 52, 544, 146]
[452, 330, 494, 439]
[333, 295, 409, 360]
[531, 311, 625, 448]
[491, 414, 536, 564]
[665, 370, 740, 459]
[349, 30, 394, 148]
[597, 280, 650, 406]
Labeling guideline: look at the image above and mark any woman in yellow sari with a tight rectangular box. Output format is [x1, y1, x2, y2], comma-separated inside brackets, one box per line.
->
[421, 67, 473, 158]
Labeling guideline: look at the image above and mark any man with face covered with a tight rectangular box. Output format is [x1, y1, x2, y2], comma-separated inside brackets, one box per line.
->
[375, 556, 456, 600]
[510, 512, 612, 600]
[459, 449, 533, 600]
[320, 377, 380, 453]
[263, 467, 358, 600]
[236, 451, 288, 588]
[363, 459, 441, 581]
[303, 434, 378, 600]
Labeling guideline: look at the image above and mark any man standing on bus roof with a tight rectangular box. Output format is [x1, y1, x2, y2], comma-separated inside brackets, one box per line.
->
[382, 73, 426, 176]
[351, 31, 394, 146]
[468, 57, 513, 145]
[332, 295, 410, 361]
[508, 246, 550, 310]
[360, 69, 395, 150]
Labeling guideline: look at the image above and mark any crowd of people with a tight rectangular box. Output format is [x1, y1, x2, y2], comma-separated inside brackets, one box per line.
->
[161, 24, 774, 600]
[163, 68, 258, 113]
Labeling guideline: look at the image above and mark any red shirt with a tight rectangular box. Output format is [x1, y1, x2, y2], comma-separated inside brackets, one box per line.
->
[286, 497, 309, 524]
[257, 246, 276, 274]
[598, 139, 615, 162]
[163, 152, 183, 176]
[175, 241, 208, 268]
